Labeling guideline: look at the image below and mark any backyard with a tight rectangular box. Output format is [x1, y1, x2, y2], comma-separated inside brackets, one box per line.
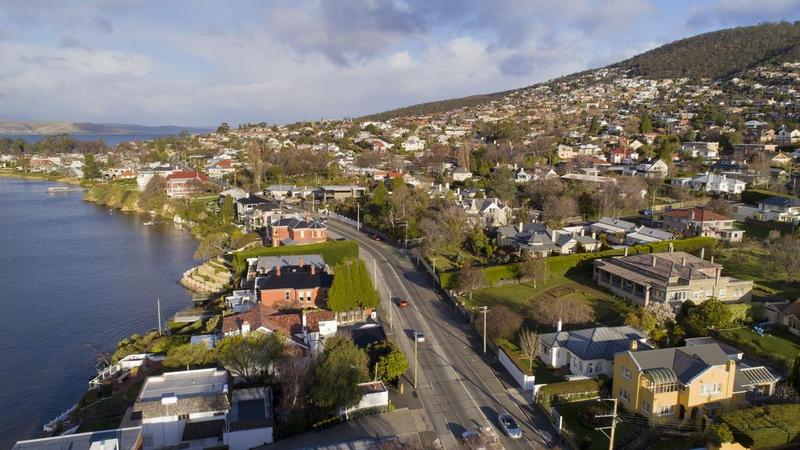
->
[714, 238, 800, 299]
[467, 273, 635, 332]
[718, 327, 800, 372]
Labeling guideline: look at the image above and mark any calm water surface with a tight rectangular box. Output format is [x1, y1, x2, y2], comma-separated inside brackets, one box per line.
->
[0, 177, 197, 448]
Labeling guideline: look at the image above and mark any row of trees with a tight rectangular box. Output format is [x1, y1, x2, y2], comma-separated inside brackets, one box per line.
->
[327, 258, 380, 313]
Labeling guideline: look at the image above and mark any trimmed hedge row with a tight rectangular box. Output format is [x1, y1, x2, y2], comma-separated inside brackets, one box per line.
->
[720, 404, 800, 449]
[537, 379, 601, 410]
[439, 236, 718, 289]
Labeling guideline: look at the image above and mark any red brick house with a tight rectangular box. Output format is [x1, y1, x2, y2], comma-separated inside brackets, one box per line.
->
[165, 170, 208, 198]
[254, 263, 332, 309]
[222, 304, 337, 349]
[267, 216, 327, 247]
[661, 207, 744, 242]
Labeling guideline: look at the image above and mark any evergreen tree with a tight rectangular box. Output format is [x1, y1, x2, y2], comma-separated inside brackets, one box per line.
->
[589, 116, 600, 135]
[83, 153, 102, 179]
[639, 115, 653, 133]
[790, 353, 800, 395]
[220, 196, 235, 224]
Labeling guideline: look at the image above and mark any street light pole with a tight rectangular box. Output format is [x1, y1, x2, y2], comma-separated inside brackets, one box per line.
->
[594, 397, 619, 450]
[474, 306, 489, 354]
[413, 331, 418, 389]
[356, 202, 360, 231]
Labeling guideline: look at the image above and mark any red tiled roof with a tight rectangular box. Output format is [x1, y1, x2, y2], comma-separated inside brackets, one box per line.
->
[213, 160, 233, 168]
[166, 170, 208, 182]
[305, 310, 336, 332]
[662, 207, 732, 222]
[222, 304, 335, 335]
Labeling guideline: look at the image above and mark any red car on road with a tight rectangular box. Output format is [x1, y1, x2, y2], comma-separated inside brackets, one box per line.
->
[397, 299, 409, 308]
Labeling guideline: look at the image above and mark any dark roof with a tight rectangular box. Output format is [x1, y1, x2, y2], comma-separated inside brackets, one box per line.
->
[758, 196, 800, 208]
[237, 194, 271, 206]
[348, 325, 387, 349]
[254, 268, 332, 291]
[540, 326, 648, 361]
[182, 419, 225, 441]
[271, 216, 326, 229]
[628, 344, 730, 384]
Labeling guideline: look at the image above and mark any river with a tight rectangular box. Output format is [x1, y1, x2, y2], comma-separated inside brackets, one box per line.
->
[0, 176, 198, 448]
[4, 134, 171, 147]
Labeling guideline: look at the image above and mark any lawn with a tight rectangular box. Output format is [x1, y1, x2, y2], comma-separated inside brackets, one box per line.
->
[718, 327, 800, 372]
[497, 338, 564, 383]
[715, 245, 800, 298]
[556, 400, 643, 450]
[467, 273, 634, 331]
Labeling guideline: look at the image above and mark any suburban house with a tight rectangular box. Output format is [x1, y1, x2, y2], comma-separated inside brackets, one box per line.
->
[236, 193, 278, 219]
[613, 343, 778, 425]
[317, 185, 366, 202]
[732, 143, 777, 160]
[165, 170, 208, 198]
[206, 158, 236, 179]
[402, 136, 425, 154]
[775, 128, 800, 146]
[136, 165, 176, 190]
[513, 166, 532, 183]
[756, 196, 800, 223]
[763, 299, 800, 336]
[551, 230, 601, 254]
[340, 382, 390, 418]
[496, 223, 558, 257]
[264, 185, 313, 201]
[661, 207, 744, 242]
[590, 217, 638, 245]
[770, 151, 793, 167]
[625, 226, 674, 245]
[462, 197, 512, 227]
[252, 260, 332, 309]
[593, 251, 753, 306]
[237, 197, 283, 232]
[13, 428, 143, 450]
[132, 369, 274, 450]
[623, 158, 669, 178]
[680, 142, 719, 160]
[222, 303, 337, 351]
[679, 172, 746, 195]
[538, 324, 649, 378]
[267, 215, 327, 247]
[452, 166, 473, 181]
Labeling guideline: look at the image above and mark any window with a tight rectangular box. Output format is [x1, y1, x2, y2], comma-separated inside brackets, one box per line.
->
[596, 362, 602, 373]
[542, 346, 551, 356]
[641, 400, 650, 414]
[701, 383, 722, 394]
[692, 292, 700, 301]
[658, 405, 674, 416]
[178, 413, 189, 420]
[719, 289, 726, 298]
[706, 291, 713, 299]
[285, 290, 291, 301]
[587, 363, 593, 374]
[622, 367, 632, 381]
[619, 388, 630, 403]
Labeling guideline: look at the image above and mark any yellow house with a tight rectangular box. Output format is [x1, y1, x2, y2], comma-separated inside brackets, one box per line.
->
[612, 342, 777, 425]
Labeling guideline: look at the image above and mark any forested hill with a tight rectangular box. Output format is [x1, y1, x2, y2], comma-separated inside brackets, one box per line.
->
[361, 22, 800, 121]
[613, 22, 800, 79]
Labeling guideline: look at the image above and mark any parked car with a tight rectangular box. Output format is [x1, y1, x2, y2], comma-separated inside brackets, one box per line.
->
[460, 431, 486, 450]
[413, 331, 425, 343]
[753, 321, 774, 336]
[397, 299, 409, 308]
[498, 412, 522, 439]
[371, 234, 381, 241]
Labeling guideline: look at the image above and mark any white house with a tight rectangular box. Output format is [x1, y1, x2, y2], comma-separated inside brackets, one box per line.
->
[538, 324, 649, 378]
[775, 128, 800, 146]
[689, 172, 746, 195]
[339, 381, 389, 417]
[402, 136, 425, 154]
[557, 144, 576, 160]
[133, 369, 274, 450]
[452, 166, 473, 181]
[462, 197, 512, 227]
[680, 142, 719, 159]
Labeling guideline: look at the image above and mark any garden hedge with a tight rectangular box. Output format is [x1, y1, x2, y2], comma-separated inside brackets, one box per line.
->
[232, 240, 359, 271]
[720, 404, 800, 449]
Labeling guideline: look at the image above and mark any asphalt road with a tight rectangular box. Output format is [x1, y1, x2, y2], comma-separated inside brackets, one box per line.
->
[327, 219, 558, 450]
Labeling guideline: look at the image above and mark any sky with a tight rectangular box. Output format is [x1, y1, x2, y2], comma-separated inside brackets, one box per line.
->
[1, 0, 799, 127]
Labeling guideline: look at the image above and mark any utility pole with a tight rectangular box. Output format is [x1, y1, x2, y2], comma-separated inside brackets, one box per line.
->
[594, 397, 619, 450]
[356, 203, 360, 231]
[413, 331, 418, 389]
[475, 306, 489, 354]
[157, 298, 162, 335]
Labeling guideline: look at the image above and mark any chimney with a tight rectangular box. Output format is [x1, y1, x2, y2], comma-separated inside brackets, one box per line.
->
[710, 255, 715, 264]
[700, 248, 705, 260]
[691, 210, 695, 220]
[580, 228, 585, 236]
[311, 264, 316, 275]
[301, 310, 308, 332]
[681, 257, 686, 266]
[652, 255, 657, 267]
[669, 242, 674, 253]
[629, 340, 638, 352]
[556, 320, 563, 332]
[726, 359, 736, 373]
[592, 231, 596, 240]
[276, 265, 281, 277]
[298, 256, 304, 269]
[241, 320, 250, 335]
[445, 182, 450, 190]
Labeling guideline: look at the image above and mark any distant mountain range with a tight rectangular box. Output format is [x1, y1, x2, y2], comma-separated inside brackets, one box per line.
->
[0, 120, 210, 136]
[363, 21, 800, 121]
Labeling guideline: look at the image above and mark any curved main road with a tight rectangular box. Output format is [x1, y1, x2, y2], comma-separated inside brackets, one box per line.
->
[328, 219, 557, 450]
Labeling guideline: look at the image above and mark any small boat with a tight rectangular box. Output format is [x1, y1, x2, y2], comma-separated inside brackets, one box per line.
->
[47, 186, 70, 193]
[143, 221, 154, 226]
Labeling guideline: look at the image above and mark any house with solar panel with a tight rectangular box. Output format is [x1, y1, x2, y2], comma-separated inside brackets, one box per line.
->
[612, 343, 778, 425]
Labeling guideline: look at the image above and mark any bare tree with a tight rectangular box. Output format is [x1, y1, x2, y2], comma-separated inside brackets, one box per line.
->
[456, 264, 486, 297]
[275, 347, 314, 414]
[518, 329, 541, 373]
[767, 234, 800, 283]
[518, 256, 548, 288]
[486, 305, 523, 341]
[529, 295, 594, 328]
[542, 195, 578, 227]
[247, 139, 266, 191]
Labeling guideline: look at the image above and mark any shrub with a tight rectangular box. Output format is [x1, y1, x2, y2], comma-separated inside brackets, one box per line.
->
[232, 240, 358, 274]
[720, 404, 800, 449]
